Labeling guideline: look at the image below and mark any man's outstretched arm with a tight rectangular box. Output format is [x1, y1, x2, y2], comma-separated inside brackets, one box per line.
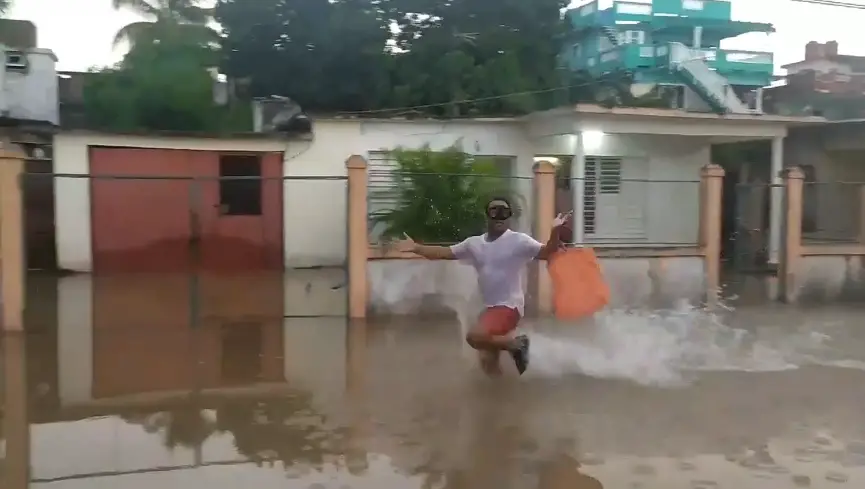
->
[396, 234, 464, 260]
[410, 243, 457, 260]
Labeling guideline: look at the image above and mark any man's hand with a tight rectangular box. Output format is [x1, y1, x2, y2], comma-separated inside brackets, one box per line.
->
[393, 233, 418, 253]
[553, 211, 573, 229]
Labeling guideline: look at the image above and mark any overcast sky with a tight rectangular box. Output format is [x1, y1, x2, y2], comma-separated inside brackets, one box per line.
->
[8, 0, 865, 71]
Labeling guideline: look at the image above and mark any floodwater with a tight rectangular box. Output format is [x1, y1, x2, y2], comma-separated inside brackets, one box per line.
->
[5, 276, 865, 488]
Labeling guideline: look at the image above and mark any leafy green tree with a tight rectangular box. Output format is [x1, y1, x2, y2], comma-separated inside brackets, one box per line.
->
[372, 146, 518, 243]
[215, 0, 574, 116]
[215, 0, 393, 112]
[386, 0, 571, 116]
[112, 0, 219, 49]
[82, 38, 249, 132]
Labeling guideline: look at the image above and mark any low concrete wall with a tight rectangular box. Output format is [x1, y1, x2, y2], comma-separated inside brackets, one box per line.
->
[602, 256, 705, 308]
[367, 260, 487, 317]
[283, 268, 347, 317]
[795, 255, 865, 303]
[367, 255, 707, 316]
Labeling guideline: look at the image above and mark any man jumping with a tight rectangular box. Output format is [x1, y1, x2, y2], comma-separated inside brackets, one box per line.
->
[395, 197, 571, 376]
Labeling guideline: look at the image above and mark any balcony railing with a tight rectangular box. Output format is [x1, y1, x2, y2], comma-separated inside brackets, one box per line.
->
[654, 45, 772, 71]
[582, 43, 772, 76]
[591, 44, 659, 72]
[723, 50, 772, 65]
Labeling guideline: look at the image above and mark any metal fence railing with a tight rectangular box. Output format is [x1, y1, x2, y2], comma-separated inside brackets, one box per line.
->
[801, 181, 863, 244]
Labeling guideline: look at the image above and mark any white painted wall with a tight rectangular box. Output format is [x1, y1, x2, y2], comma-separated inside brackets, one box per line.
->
[367, 255, 707, 316]
[54, 122, 533, 271]
[0, 47, 58, 124]
[282, 119, 534, 267]
[54, 119, 729, 271]
[535, 134, 708, 245]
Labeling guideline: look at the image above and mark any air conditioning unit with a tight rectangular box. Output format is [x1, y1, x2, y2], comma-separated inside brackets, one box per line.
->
[253, 96, 312, 136]
[5, 51, 28, 71]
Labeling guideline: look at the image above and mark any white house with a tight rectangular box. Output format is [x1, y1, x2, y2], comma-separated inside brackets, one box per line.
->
[52, 106, 819, 272]
[294, 106, 817, 268]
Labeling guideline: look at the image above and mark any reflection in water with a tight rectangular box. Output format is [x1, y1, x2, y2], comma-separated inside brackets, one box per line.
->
[7, 279, 865, 486]
[2, 333, 30, 489]
[537, 455, 603, 489]
[121, 408, 217, 451]
[220, 323, 263, 385]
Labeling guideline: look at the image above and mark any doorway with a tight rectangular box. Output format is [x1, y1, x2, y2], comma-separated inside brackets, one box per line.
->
[720, 166, 739, 263]
[197, 152, 285, 272]
[713, 141, 772, 273]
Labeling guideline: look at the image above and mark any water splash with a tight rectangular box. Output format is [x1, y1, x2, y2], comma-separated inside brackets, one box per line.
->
[369, 262, 862, 386]
[520, 301, 856, 387]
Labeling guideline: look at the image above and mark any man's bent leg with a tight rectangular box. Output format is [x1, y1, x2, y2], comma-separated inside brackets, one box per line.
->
[465, 306, 521, 352]
[466, 307, 529, 374]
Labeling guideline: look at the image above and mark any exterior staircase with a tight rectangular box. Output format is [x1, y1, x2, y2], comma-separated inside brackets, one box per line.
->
[669, 42, 750, 114]
[602, 25, 619, 46]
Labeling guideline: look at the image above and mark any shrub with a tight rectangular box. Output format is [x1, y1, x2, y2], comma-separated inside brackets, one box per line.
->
[371, 144, 521, 243]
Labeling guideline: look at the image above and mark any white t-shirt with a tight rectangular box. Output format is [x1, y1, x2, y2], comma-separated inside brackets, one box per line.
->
[450, 229, 543, 315]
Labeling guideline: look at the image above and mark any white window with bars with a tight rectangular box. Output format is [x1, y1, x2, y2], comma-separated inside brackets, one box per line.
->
[367, 151, 400, 239]
[583, 156, 622, 236]
[616, 30, 645, 45]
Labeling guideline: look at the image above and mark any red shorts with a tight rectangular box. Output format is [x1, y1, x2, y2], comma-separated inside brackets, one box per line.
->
[478, 306, 521, 336]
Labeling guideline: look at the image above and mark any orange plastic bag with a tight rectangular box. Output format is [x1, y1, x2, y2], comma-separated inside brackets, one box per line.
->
[547, 248, 609, 320]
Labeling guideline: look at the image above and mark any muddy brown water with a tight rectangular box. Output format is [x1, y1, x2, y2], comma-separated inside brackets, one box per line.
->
[4, 275, 865, 488]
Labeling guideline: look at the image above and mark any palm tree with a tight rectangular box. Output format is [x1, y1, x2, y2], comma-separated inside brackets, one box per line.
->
[112, 0, 219, 49]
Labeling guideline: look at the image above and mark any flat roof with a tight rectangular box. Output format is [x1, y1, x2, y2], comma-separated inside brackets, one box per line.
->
[638, 17, 774, 38]
[309, 113, 520, 123]
[529, 104, 827, 126]
[781, 54, 865, 71]
[57, 128, 310, 141]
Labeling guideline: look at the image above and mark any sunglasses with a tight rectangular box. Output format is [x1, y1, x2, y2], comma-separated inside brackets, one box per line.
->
[486, 205, 512, 220]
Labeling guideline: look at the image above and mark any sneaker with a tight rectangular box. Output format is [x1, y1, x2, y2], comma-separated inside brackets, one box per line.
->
[509, 334, 530, 375]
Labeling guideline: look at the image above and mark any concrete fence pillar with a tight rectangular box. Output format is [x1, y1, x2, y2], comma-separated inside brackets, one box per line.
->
[781, 166, 805, 303]
[533, 160, 556, 315]
[0, 148, 25, 332]
[699, 163, 724, 307]
[346, 155, 369, 320]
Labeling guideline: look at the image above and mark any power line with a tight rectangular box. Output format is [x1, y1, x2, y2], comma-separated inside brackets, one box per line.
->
[335, 67, 673, 116]
[791, 0, 865, 8]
